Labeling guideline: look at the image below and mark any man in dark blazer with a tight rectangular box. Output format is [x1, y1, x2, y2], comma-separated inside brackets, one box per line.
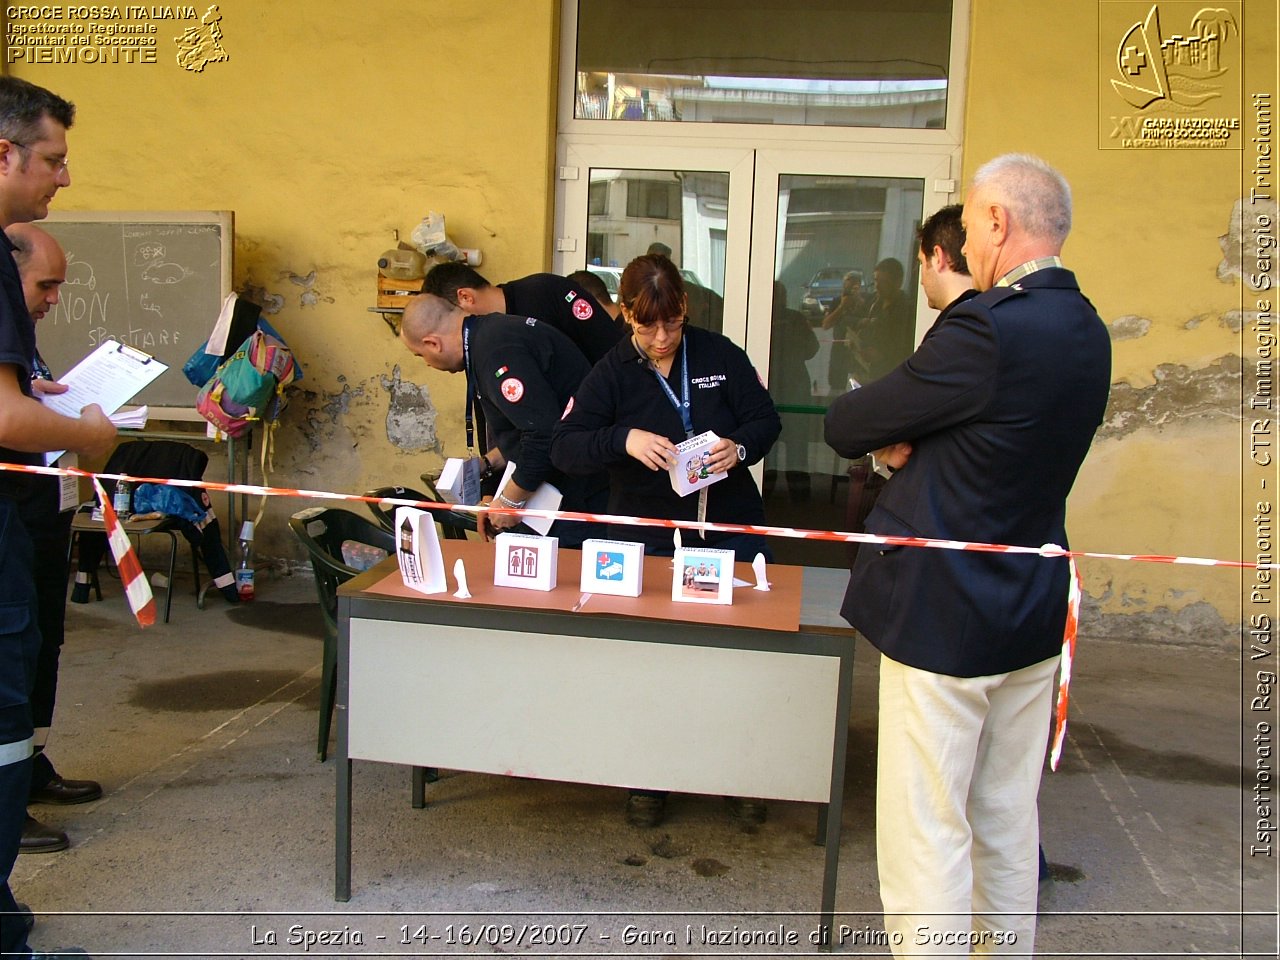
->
[824, 154, 1111, 957]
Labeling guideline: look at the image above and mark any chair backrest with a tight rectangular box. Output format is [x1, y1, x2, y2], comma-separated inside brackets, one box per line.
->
[288, 507, 396, 637]
[364, 483, 473, 540]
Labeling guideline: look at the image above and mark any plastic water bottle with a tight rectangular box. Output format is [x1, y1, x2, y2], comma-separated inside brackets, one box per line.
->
[235, 520, 256, 602]
[113, 481, 132, 521]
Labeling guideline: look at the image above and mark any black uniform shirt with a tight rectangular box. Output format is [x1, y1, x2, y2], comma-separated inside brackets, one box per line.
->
[0, 230, 45, 503]
[467, 313, 606, 506]
[552, 325, 781, 552]
[499, 273, 621, 365]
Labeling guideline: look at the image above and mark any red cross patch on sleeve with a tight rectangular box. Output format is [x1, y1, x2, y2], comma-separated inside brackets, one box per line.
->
[500, 377, 525, 403]
[572, 298, 594, 320]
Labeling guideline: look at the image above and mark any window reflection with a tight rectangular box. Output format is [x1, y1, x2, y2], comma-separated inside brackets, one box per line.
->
[576, 0, 953, 130]
[585, 167, 729, 334]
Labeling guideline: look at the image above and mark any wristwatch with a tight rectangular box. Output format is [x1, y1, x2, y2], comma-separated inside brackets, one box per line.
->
[735, 442, 747, 464]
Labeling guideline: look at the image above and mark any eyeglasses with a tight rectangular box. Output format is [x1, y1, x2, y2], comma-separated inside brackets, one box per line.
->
[7, 140, 69, 175]
[628, 314, 686, 334]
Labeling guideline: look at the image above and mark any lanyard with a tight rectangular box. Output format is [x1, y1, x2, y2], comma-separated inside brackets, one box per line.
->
[647, 338, 693, 438]
[644, 337, 708, 537]
[462, 317, 483, 453]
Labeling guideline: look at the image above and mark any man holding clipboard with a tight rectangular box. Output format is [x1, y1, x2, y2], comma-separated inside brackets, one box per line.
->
[0, 77, 116, 959]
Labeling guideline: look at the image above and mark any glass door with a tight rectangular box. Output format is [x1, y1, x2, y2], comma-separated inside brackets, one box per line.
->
[746, 149, 952, 567]
[553, 143, 756, 345]
[556, 146, 952, 568]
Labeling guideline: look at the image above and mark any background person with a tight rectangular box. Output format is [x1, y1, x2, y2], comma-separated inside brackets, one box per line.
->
[824, 154, 1110, 956]
[7, 224, 103, 858]
[399, 293, 607, 546]
[423, 262, 620, 366]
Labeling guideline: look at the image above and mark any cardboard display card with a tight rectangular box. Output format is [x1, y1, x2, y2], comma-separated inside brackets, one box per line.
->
[669, 430, 727, 497]
[494, 461, 563, 536]
[493, 532, 559, 592]
[437, 457, 481, 505]
[671, 546, 735, 605]
[579, 538, 644, 598]
[395, 506, 447, 595]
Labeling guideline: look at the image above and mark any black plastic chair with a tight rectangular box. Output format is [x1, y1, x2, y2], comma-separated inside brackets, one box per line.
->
[364, 481, 474, 540]
[288, 507, 394, 761]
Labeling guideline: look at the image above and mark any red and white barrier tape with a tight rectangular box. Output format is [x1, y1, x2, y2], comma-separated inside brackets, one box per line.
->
[7, 461, 1265, 769]
[88, 474, 156, 628]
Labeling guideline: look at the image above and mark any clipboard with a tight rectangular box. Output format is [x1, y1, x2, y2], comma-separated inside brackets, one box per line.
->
[42, 339, 168, 465]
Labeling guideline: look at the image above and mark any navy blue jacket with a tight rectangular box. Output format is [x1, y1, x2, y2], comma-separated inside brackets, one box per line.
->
[553, 326, 780, 554]
[824, 268, 1111, 677]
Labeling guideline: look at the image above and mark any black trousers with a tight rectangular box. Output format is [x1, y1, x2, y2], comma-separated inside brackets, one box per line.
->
[0, 499, 40, 955]
[20, 497, 72, 794]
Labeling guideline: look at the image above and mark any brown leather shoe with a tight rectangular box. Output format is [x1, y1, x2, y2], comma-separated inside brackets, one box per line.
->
[29, 776, 102, 805]
[20, 815, 69, 854]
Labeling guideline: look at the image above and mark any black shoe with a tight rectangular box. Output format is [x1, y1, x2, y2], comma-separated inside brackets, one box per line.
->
[625, 792, 666, 828]
[19, 815, 69, 854]
[29, 776, 102, 805]
[726, 796, 768, 829]
[69, 582, 92, 604]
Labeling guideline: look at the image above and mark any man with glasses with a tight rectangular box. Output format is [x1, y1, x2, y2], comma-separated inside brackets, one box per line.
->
[423, 261, 620, 366]
[0, 76, 115, 959]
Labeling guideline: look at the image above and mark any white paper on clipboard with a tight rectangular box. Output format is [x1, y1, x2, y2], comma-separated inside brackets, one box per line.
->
[42, 339, 167, 465]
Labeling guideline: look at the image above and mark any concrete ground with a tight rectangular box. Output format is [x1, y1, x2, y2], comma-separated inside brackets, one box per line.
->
[9, 556, 1266, 959]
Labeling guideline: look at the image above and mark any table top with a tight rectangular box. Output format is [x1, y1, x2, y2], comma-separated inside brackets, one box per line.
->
[341, 538, 808, 634]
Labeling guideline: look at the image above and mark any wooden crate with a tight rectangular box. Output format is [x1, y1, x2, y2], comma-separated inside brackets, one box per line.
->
[377, 275, 425, 310]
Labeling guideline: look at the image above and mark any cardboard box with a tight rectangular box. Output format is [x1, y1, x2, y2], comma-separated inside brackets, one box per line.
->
[671, 546, 734, 605]
[669, 430, 728, 497]
[437, 457, 481, 506]
[376, 275, 425, 310]
[493, 532, 558, 592]
[579, 538, 644, 597]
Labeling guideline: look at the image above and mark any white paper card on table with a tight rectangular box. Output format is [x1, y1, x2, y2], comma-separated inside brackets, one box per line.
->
[493, 532, 558, 591]
[494, 460, 562, 537]
[579, 538, 644, 598]
[42, 340, 167, 465]
[437, 457, 481, 505]
[669, 430, 727, 497]
[394, 506, 447, 595]
[671, 546, 735, 605]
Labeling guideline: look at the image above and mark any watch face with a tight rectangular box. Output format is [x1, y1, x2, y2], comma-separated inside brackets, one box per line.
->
[736, 444, 747, 462]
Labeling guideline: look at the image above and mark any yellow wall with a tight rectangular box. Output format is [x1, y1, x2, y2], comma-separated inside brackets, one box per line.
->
[963, 1, 1276, 643]
[6, 1, 1273, 642]
[7, 0, 559, 553]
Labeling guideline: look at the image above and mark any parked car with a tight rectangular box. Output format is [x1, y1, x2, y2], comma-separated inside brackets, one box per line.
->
[799, 267, 856, 321]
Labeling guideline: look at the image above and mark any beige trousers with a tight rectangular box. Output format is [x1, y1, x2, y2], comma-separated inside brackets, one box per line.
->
[876, 653, 1058, 958]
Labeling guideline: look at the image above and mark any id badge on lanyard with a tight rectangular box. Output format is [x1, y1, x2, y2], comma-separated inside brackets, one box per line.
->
[650, 341, 707, 537]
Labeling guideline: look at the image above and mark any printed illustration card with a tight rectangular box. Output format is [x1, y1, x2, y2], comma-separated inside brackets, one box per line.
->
[669, 430, 728, 497]
[394, 506, 447, 595]
[579, 538, 644, 597]
[671, 546, 735, 605]
[493, 532, 558, 592]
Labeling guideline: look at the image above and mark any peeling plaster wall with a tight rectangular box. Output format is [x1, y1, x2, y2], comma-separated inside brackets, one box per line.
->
[967, 3, 1277, 644]
[14, 0, 559, 559]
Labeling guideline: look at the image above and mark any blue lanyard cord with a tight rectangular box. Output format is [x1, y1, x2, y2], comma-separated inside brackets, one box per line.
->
[646, 338, 693, 438]
[462, 318, 479, 452]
